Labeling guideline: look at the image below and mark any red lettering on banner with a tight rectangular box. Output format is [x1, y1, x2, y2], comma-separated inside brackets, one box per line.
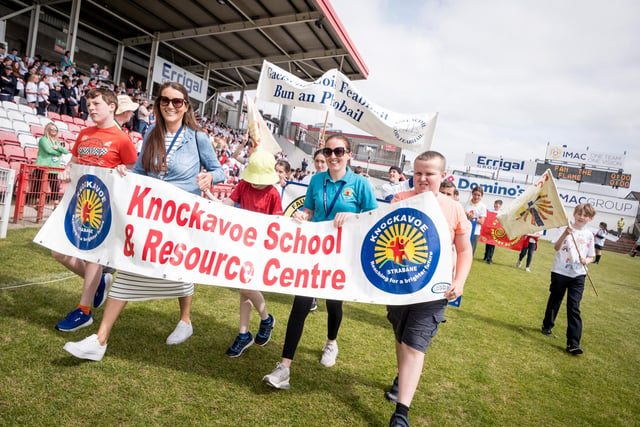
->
[127, 186, 152, 216]
[176, 203, 189, 226]
[263, 258, 346, 290]
[263, 223, 342, 255]
[143, 229, 163, 261]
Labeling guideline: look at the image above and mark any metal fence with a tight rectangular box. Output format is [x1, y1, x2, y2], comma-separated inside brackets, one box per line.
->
[12, 164, 66, 225]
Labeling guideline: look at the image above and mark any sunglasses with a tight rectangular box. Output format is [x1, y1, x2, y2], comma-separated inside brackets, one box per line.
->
[321, 147, 349, 158]
[159, 96, 186, 108]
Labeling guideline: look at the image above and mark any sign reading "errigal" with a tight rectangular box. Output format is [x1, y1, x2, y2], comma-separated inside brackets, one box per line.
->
[464, 153, 536, 175]
[152, 57, 208, 103]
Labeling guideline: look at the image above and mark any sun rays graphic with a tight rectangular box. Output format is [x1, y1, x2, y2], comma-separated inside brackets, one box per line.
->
[373, 223, 428, 267]
[75, 189, 104, 229]
[515, 193, 555, 227]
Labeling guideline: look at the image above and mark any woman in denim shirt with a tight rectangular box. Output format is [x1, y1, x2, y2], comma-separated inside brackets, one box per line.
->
[64, 82, 225, 361]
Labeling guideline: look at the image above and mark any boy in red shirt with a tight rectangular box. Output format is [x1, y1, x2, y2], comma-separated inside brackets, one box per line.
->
[53, 88, 137, 332]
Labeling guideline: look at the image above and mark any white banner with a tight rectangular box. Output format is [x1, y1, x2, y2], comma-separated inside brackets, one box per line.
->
[35, 166, 455, 305]
[450, 175, 638, 215]
[152, 56, 208, 103]
[256, 60, 438, 152]
[546, 146, 625, 169]
[464, 153, 536, 176]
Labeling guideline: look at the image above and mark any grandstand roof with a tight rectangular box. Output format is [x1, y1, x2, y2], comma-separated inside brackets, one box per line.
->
[23, 0, 368, 92]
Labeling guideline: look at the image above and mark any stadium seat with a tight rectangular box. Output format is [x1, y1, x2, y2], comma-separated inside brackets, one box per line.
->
[1, 101, 18, 110]
[0, 118, 13, 132]
[18, 104, 36, 115]
[0, 110, 8, 119]
[30, 125, 45, 135]
[54, 120, 68, 131]
[3, 145, 27, 163]
[13, 120, 31, 135]
[38, 115, 52, 127]
[23, 114, 40, 126]
[7, 110, 24, 122]
[61, 131, 76, 142]
[19, 134, 38, 148]
[60, 114, 74, 124]
[67, 123, 81, 133]
[0, 159, 10, 169]
[24, 147, 38, 163]
[47, 111, 61, 121]
[73, 117, 85, 126]
[0, 130, 19, 146]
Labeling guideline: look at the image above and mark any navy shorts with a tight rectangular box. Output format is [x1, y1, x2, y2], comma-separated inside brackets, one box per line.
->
[594, 244, 603, 250]
[387, 299, 447, 353]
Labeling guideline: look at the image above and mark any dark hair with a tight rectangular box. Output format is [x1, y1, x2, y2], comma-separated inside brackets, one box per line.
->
[86, 87, 118, 108]
[142, 82, 200, 174]
[276, 159, 291, 173]
[389, 166, 402, 174]
[439, 180, 456, 190]
[313, 149, 325, 160]
[471, 185, 484, 196]
[325, 134, 351, 151]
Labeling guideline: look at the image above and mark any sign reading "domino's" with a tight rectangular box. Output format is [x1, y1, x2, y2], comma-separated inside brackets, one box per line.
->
[152, 57, 208, 103]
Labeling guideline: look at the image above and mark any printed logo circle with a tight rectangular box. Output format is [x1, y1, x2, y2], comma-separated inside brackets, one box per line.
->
[548, 147, 563, 160]
[361, 207, 441, 294]
[392, 118, 428, 146]
[283, 195, 305, 218]
[64, 174, 112, 250]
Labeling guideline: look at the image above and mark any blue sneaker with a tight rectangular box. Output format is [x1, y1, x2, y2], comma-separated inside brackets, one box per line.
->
[56, 308, 93, 332]
[93, 273, 112, 308]
[226, 332, 254, 357]
[255, 314, 275, 346]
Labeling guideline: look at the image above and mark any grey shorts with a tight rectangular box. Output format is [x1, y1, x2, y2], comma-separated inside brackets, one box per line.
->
[387, 299, 447, 353]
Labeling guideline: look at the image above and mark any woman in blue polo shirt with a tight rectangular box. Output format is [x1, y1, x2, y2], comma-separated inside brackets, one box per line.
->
[263, 134, 378, 390]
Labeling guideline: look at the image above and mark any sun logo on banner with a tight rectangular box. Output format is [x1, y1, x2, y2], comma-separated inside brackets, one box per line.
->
[373, 224, 428, 267]
[490, 221, 522, 247]
[361, 208, 440, 295]
[64, 174, 112, 250]
[515, 194, 554, 227]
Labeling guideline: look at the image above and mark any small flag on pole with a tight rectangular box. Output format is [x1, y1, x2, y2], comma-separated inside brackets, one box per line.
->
[497, 169, 569, 238]
[246, 97, 281, 155]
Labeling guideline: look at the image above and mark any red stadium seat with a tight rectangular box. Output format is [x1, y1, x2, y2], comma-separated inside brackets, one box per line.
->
[67, 123, 81, 133]
[60, 114, 74, 124]
[0, 159, 10, 169]
[3, 145, 27, 163]
[24, 147, 38, 163]
[0, 130, 20, 146]
[47, 112, 61, 121]
[73, 117, 85, 126]
[30, 125, 45, 135]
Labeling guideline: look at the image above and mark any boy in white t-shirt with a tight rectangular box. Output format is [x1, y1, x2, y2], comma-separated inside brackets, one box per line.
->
[541, 203, 596, 355]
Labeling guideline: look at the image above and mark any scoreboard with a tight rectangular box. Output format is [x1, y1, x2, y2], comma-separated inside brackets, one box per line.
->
[536, 163, 632, 188]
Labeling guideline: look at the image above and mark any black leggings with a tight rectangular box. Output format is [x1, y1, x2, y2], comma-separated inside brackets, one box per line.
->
[281, 296, 343, 360]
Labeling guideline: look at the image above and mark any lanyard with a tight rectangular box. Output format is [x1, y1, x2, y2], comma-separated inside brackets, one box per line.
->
[323, 174, 346, 218]
[166, 125, 183, 155]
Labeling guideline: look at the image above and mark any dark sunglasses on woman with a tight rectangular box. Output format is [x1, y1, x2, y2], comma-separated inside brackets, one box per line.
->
[321, 147, 349, 158]
[159, 96, 186, 108]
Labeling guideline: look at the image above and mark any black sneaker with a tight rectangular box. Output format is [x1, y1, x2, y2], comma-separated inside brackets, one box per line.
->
[566, 344, 583, 355]
[384, 375, 399, 403]
[541, 326, 552, 336]
[389, 412, 410, 427]
[255, 314, 275, 346]
[309, 298, 318, 312]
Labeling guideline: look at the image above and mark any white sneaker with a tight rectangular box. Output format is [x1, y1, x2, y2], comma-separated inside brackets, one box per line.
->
[63, 334, 107, 361]
[516, 260, 522, 268]
[525, 267, 531, 272]
[320, 341, 339, 367]
[262, 362, 290, 390]
[166, 320, 193, 345]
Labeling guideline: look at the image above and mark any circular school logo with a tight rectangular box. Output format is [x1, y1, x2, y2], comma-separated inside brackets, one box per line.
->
[64, 174, 112, 250]
[548, 147, 563, 160]
[283, 195, 305, 218]
[392, 118, 428, 146]
[360, 208, 441, 295]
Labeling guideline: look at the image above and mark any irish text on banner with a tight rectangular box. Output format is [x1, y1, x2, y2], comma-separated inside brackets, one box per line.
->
[256, 60, 438, 152]
[497, 169, 568, 238]
[479, 211, 525, 251]
[246, 97, 281, 155]
[35, 165, 454, 306]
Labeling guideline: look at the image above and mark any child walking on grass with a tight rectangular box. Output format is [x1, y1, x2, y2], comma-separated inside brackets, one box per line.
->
[222, 149, 282, 357]
[541, 203, 596, 356]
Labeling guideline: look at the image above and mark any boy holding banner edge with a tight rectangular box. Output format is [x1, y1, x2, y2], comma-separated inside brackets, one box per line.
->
[386, 151, 473, 427]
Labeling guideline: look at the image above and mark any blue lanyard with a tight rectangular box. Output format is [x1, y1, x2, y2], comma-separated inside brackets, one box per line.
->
[323, 174, 346, 218]
[166, 125, 183, 155]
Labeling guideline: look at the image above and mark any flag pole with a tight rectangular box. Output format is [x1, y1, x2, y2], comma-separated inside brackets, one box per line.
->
[568, 231, 599, 296]
[318, 111, 329, 148]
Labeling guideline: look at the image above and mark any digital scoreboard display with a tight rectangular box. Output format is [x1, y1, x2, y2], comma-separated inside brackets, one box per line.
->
[536, 163, 631, 188]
